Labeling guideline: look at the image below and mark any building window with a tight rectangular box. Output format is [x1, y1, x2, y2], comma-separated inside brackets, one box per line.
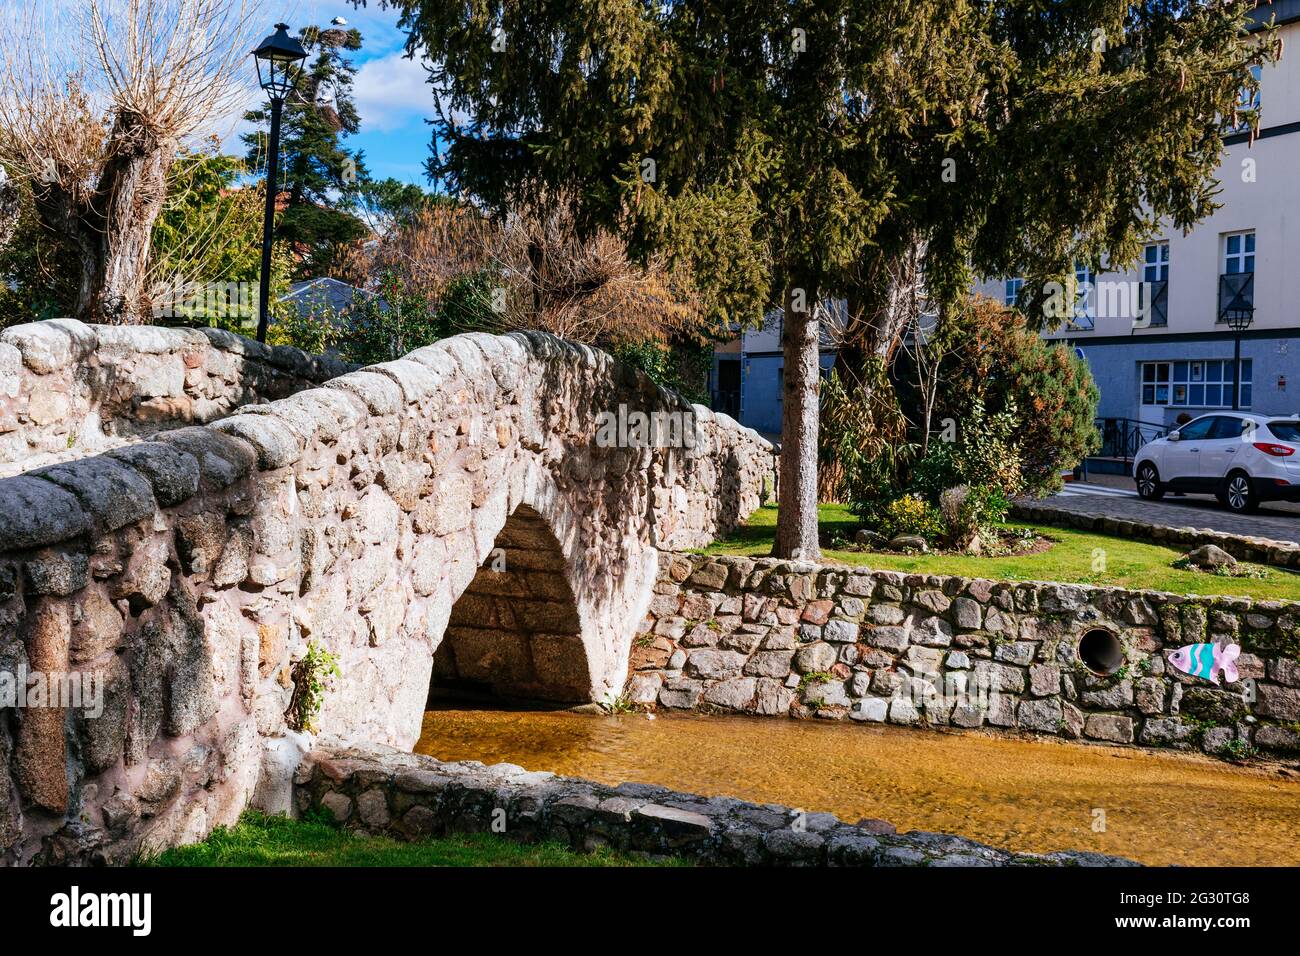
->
[1223, 230, 1255, 275]
[1236, 64, 1262, 125]
[1140, 242, 1169, 327]
[1141, 360, 1252, 408]
[1143, 242, 1169, 282]
[1219, 231, 1255, 323]
[1003, 277, 1023, 307]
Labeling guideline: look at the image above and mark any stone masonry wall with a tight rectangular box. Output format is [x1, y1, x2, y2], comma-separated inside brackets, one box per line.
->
[0, 330, 771, 864]
[626, 553, 1300, 758]
[295, 743, 1135, 867]
[0, 319, 352, 473]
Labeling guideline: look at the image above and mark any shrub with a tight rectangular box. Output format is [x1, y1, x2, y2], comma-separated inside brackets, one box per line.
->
[341, 271, 447, 366]
[285, 642, 341, 734]
[909, 441, 960, 505]
[874, 493, 944, 542]
[613, 338, 712, 405]
[938, 481, 1012, 552]
[964, 483, 1011, 526]
[899, 297, 1102, 494]
[268, 306, 343, 355]
[910, 398, 1024, 503]
[438, 268, 499, 334]
[820, 364, 915, 512]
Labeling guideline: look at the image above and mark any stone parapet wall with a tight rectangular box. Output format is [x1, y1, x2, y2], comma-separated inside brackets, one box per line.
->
[0, 319, 352, 472]
[296, 743, 1135, 867]
[0, 331, 771, 864]
[627, 553, 1300, 757]
[1011, 500, 1300, 569]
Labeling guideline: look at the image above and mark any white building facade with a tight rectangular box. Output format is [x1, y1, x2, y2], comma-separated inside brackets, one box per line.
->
[974, 1, 1300, 442]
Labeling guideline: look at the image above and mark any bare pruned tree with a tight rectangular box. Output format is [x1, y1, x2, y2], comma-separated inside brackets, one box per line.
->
[0, 0, 258, 324]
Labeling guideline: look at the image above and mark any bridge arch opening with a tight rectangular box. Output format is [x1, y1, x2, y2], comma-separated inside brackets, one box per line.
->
[429, 504, 593, 704]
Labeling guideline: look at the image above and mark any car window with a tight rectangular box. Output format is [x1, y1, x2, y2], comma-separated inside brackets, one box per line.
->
[1209, 416, 1248, 440]
[1268, 421, 1300, 442]
[1177, 417, 1216, 441]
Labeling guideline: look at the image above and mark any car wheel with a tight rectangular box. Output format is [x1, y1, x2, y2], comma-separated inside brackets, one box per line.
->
[1135, 463, 1163, 500]
[1223, 471, 1259, 514]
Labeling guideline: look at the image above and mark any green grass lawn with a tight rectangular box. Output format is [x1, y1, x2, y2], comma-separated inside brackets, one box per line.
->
[700, 504, 1300, 602]
[142, 811, 682, 867]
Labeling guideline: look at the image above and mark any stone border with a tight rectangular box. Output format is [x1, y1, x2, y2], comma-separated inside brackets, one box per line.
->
[624, 552, 1300, 759]
[295, 743, 1138, 867]
[1010, 500, 1300, 569]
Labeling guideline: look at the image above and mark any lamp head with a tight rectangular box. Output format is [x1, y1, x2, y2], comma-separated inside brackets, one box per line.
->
[252, 23, 307, 99]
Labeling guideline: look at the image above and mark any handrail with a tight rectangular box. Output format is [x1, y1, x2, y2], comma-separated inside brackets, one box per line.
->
[1093, 416, 1168, 466]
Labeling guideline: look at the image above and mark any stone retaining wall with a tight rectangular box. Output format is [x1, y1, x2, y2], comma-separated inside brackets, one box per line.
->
[0, 319, 352, 472]
[1011, 500, 1300, 569]
[0, 330, 771, 864]
[626, 553, 1300, 757]
[296, 743, 1135, 867]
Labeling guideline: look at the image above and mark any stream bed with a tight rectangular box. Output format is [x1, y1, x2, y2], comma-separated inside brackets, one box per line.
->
[416, 706, 1300, 866]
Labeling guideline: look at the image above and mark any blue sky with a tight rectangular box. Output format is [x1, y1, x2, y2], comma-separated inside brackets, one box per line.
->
[243, 1, 436, 187]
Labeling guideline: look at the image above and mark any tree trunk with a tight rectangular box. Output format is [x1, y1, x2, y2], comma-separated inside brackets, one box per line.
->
[0, 166, 19, 251]
[74, 113, 176, 324]
[838, 244, 921, 379]
[774, 280, 822, 560]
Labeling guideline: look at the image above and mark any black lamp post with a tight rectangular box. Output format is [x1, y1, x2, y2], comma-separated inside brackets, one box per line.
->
[1221, 292, 1255, 411]
[251, 24, 307, 343]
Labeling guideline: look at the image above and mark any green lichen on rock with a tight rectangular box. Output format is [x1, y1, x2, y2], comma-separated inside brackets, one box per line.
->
[1179, 687, 1247, 725]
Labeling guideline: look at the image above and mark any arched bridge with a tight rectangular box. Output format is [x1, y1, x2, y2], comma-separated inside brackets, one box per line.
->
[0, 324, 771, 863]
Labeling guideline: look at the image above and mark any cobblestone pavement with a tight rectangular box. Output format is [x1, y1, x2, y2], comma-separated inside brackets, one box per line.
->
[1046, 482, 1300, 545]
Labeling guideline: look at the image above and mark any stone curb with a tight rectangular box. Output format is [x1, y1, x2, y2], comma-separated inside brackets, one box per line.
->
[297, 743, 1139, 867]
[1011, 501, 1300, 569]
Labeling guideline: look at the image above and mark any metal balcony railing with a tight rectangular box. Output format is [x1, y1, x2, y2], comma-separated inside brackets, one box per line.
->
[1218, 272, 1254, 322]
[1139, 278, 1168, 328]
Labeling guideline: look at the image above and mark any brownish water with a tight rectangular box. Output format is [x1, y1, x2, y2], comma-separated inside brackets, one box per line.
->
[415, 707, 1300, 866]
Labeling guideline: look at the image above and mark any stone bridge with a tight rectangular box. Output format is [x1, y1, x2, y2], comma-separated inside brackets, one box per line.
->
[0, 321, 772, 863]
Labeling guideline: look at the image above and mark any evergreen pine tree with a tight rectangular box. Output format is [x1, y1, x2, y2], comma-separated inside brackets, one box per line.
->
[366, 0, 1274, 558]
[244, 23, 370, 279]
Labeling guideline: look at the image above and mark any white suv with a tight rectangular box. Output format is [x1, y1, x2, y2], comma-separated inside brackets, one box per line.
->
[1133, 412, 1300, 513]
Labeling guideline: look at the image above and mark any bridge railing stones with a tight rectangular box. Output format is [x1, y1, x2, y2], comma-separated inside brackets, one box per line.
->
[0, 328, 771, 864]
[627, 553, 1300, 758]
[0, 319, 353, 473]
[296, 742, 1137, 866]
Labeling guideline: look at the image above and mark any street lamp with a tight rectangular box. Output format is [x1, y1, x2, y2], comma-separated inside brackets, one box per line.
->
[1221, 291, 1254, 411]
[251, 23, 307, 343]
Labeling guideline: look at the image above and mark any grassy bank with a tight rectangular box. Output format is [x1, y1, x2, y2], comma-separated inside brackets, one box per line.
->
[700, 504, 1300, 602]
[143, 811, 681, 867]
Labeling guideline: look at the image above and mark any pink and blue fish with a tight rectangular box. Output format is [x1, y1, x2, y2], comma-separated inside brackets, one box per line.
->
[1167, 642, 1240, 685]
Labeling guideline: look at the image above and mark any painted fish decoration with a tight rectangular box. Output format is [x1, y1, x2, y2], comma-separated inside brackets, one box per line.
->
[1167, 642, 1240, 685]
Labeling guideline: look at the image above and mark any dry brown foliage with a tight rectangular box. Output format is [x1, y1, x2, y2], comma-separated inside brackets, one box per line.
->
[355, 193, 713, 349]
[0, 1, 260, 322]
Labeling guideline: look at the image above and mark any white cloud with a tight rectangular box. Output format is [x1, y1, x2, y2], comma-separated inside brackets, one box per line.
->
[351, 51, 433, 133]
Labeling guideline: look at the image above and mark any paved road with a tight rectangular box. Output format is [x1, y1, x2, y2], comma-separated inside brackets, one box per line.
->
[1048, 481, 1300, 545]
[1055, 482, 1137, 500]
